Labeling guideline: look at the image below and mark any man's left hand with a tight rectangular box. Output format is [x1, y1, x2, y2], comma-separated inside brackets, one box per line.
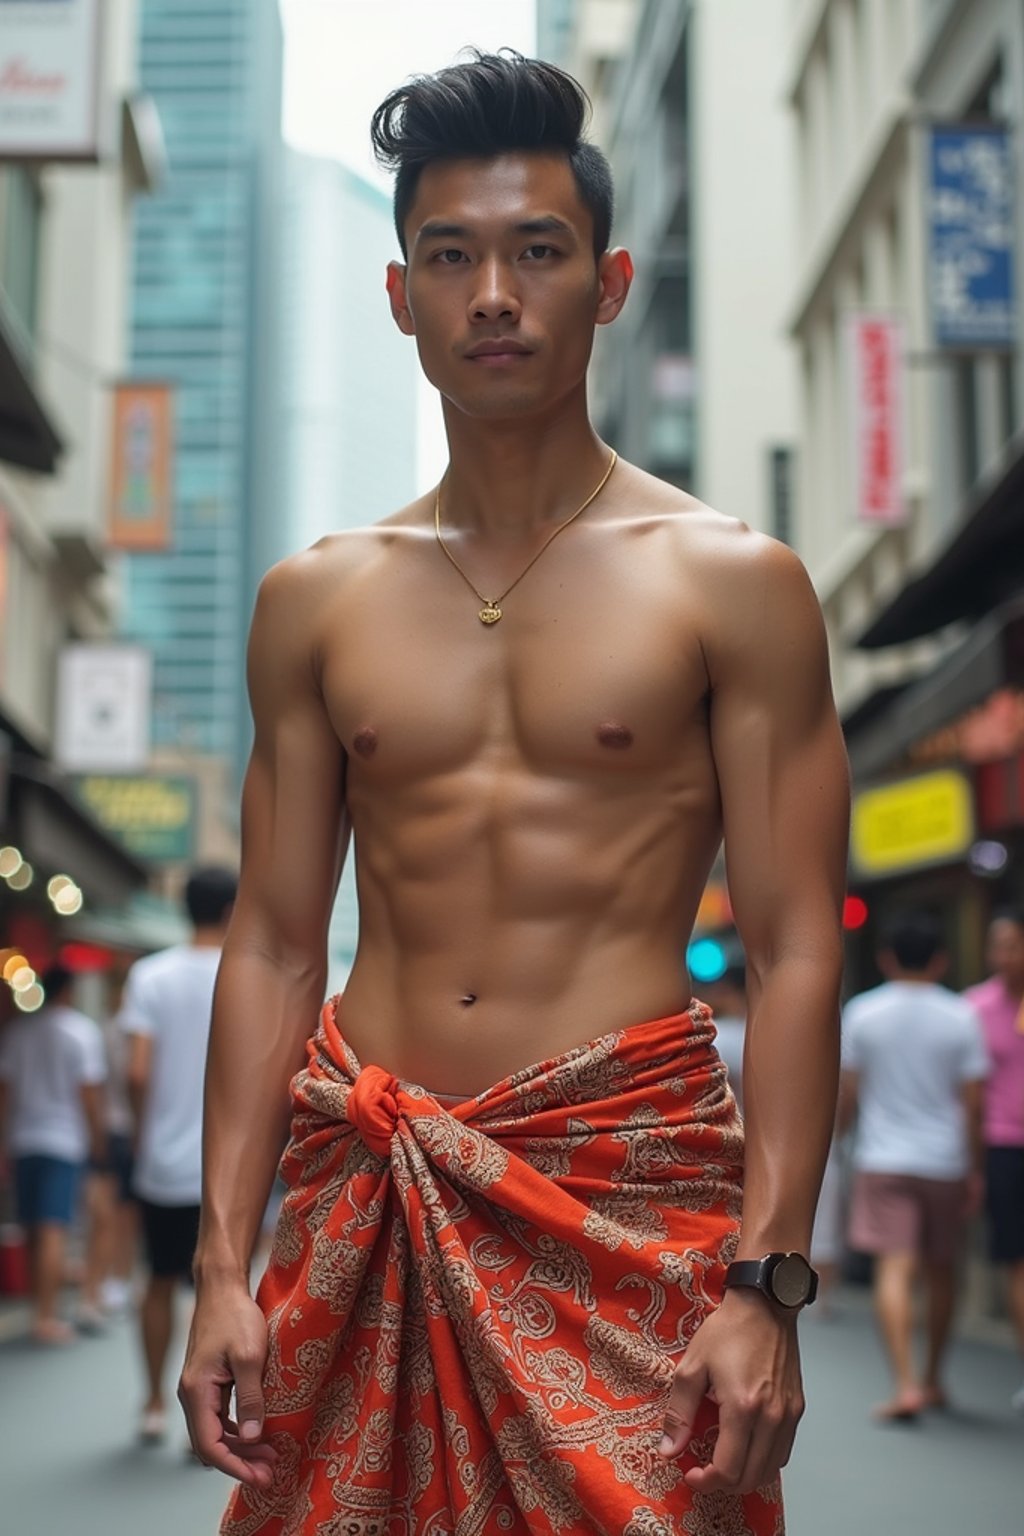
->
[658, 1288, 805, 1494]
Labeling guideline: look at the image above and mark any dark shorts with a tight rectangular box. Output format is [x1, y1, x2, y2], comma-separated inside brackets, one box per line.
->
[848, 1170, 967, 1265]
[14, 1155, 82, 1227]
[139, 1199, 201, 1280]
[985, 1145, 1024, 1264]
[87, 1133, 136, 1204]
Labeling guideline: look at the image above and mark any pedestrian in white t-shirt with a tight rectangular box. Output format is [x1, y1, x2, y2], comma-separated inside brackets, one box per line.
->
[0, 964, 106, 1344]
[119, 866, 237, 1443]
[838, 912, 988, 1422]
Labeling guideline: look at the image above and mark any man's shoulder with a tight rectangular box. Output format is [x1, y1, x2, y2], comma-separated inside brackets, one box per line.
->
[127, 944, 204, 990]
[618, 462, 795, 571]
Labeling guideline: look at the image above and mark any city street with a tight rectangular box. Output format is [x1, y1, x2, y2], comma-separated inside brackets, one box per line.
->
[0, 1294, 1020, 1535]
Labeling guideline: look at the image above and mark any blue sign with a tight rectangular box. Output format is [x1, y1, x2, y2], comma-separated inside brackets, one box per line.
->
[929, 125, 1015, 350]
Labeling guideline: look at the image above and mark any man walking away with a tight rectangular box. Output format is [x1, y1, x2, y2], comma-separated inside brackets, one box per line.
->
[0, 964, 106, 1344]
[839, 913, 988, 1420]
[963, 908, 1024, 1413]
[120, 866, 237, 1443]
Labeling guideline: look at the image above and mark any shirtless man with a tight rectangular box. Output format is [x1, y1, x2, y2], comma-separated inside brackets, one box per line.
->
[180, 50, 849, 1534]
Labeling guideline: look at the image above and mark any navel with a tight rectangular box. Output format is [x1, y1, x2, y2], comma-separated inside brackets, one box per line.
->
[460, 993, 478, 1007]
[596, 722, 634, 750]
[353, 726, 378, 759]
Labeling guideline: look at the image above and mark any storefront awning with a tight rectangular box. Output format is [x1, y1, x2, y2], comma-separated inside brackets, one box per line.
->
[8, 757, 148, 907]
[0, 292, 63, 475]
[847, 596, 1024, 779]
[857, 428, 1024, 649]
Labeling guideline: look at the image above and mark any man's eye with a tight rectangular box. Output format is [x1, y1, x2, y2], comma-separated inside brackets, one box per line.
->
[523, 245, 556, 260]
[435, 249, 467, 264]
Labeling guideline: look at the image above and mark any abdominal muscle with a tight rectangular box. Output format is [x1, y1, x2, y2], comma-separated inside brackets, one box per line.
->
[335, 767, 721, 1097]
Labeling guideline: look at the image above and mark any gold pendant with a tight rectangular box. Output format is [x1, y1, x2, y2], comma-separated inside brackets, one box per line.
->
[478, 604, 502, 625]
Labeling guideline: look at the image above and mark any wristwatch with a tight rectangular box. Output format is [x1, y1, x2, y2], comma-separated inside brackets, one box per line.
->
[723, 1252, 819, 1310]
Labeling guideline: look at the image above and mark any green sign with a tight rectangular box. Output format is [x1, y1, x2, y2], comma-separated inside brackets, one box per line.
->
[74, 775, 196, 863]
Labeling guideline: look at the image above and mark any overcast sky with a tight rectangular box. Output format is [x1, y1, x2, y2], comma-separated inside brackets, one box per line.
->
[280, 1, 537, 485]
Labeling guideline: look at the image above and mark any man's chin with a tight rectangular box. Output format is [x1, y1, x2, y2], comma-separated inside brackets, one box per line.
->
[441, 384, 557, 422]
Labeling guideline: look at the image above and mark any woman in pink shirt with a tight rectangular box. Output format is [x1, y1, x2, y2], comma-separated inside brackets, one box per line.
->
[964, 909, 1024, 1413]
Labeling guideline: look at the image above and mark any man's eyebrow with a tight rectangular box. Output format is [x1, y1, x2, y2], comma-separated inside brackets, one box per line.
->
[415, 215, 578, 243]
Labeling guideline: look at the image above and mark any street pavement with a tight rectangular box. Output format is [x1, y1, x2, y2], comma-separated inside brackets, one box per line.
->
[0, 1291, 1020, 1535]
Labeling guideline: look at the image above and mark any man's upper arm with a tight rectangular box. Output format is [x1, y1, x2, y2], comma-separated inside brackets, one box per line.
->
[705, 531, 850, 971]
[230, 555, 350, 971]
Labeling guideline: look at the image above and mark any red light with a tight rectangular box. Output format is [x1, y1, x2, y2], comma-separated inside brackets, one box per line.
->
[843, 895, 869, 930]
[58, 942, 115, 973]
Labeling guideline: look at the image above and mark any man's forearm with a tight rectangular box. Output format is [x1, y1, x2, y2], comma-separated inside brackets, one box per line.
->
[196, 945, 328, 1284]
[736, 951, 843, 1260]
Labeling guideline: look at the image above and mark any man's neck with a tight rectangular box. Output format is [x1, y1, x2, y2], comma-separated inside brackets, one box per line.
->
[190, 928, 224, 950]
[439, 394, 611, 539]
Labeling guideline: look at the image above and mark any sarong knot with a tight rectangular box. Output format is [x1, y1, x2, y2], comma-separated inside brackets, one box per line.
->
[347, 1063, 402, 1157]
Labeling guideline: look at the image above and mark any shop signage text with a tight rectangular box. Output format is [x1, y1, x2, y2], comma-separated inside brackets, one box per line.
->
[851, 768, 974, 879]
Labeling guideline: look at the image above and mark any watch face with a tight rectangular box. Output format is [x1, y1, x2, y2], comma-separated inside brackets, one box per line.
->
[770, 1253, 812, 1308]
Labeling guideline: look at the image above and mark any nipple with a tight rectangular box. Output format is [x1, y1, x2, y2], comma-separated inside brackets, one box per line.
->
[596, 722, 634, 750]
[353, 726, 378, 758]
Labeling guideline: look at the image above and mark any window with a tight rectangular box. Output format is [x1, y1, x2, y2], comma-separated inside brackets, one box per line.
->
[0, 167, 43, 343]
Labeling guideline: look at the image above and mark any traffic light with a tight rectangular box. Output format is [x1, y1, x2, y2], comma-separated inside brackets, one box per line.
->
[687, 936, 727, 983]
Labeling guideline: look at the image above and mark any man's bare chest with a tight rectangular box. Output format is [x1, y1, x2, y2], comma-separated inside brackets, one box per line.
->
[317, 536, 711, 787]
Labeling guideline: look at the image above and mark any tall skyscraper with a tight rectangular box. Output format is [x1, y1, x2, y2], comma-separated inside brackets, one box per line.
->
[121, 0, 284, 794]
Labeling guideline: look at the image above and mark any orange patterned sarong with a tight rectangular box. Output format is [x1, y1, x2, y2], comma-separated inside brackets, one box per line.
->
[221, 997, 784, 1536]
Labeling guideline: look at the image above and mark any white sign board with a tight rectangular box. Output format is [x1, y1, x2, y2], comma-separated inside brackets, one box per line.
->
[55, 643, 152, 772]
[0, 0, 101, 160]
[846, 312, 906, 526]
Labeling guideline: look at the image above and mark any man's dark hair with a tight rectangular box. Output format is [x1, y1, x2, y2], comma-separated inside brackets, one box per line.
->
[41, 962, 74, 999]
[184, 866, 237, 929]
[370, 49, 614, 258]
[879, 912, 944, 972]
[991, 906, 1024, 933]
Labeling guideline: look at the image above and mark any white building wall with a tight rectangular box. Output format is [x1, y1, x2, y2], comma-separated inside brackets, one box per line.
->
[0, 0, 145, 747]
[787, 0, 1024, 713]
[692, 0, 797, 527]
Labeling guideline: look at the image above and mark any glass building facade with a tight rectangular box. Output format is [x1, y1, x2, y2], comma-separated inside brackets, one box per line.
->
[121, 0, 283, 771]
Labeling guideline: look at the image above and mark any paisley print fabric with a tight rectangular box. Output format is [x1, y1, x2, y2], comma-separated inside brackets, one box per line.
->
[220, 996, 784, 1536]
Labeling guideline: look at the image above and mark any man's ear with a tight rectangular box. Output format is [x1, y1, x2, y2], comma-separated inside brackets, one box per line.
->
[595, 247, 633, 327]
[386, 261, 415, 336]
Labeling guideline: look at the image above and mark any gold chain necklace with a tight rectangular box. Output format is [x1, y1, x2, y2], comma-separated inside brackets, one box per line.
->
[434, 450, 618, 624]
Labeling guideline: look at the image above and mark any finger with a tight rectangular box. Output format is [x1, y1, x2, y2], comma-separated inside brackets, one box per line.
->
[221, 1418, 279, 1462]
[684, 1400, 753, 1493]
[231, 1346, 268, 1445]
[180, 1374, 271, 1487]
[733, 1409, 786, 1495]
[659, 1357, 710, 1459]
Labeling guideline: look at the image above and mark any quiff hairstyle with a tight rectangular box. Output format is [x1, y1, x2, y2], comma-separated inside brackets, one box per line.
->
[370, 49, 614, 259]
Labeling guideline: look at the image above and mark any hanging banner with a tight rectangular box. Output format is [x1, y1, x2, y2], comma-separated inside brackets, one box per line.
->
[107, 382, 174, 552]
[929, 124, 1015, 350]
[846, 312, 906, 526]
[0, 0, 102, 161]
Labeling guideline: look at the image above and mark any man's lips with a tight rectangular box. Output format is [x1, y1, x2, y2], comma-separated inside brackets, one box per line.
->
[464, 339, 533, 359]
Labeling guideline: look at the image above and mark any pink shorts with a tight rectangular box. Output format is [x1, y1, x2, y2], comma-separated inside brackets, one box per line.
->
[849, 1171, 967, 1265]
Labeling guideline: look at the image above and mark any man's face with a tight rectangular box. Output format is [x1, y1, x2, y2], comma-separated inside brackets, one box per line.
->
[987, 919, 1024, 990]
[387, 151, 630, 421]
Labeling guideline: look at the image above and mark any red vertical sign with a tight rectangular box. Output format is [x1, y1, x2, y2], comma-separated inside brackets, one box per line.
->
[847, 314, 905, 525]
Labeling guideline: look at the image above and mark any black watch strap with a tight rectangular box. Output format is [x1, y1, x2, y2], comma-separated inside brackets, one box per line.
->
[724, 1252, 818, 1309]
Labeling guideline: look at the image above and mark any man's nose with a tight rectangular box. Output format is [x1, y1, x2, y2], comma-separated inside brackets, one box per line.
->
[469, 259, 521, 322]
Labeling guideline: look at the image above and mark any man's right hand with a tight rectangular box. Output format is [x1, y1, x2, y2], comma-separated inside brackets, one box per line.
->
[178, 1282, 278, 1489]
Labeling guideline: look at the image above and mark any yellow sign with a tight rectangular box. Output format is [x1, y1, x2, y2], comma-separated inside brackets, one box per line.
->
[74, 775, 195, 862]
[851, 769, 974, 878]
